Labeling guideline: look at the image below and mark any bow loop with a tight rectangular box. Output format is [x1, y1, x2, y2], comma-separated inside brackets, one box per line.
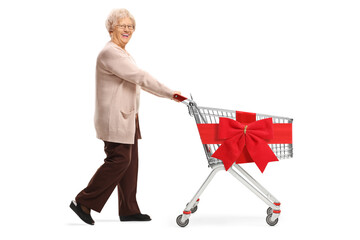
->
[246, 118, 274, 140]
[217, 117, 245, 139]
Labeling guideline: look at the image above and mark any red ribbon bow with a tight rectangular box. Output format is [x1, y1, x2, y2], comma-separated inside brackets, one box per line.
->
[211, 117, 278, 172]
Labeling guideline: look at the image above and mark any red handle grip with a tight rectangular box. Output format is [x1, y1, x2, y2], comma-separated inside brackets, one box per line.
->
[173, 94, 187, 102]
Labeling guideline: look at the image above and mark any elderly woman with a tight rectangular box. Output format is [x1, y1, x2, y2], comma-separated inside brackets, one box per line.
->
[70, 8, 181, 225]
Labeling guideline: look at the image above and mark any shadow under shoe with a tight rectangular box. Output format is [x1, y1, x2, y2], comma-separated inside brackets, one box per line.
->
[120, 213, 151, 221]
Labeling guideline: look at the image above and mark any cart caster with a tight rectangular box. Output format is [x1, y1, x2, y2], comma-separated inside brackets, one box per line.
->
[186, 200, 199, 213]
[267, 207, 272, 215]
[266, 214, 279, 226]
[176, 215, 189, 227]
[190, 205, 198, 213]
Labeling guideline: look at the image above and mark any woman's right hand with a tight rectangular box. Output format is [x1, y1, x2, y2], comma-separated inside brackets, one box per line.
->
[172, 91, 182, 102]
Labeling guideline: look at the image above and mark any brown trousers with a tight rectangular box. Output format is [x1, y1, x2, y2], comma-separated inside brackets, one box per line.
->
[76, 117, 142, 216]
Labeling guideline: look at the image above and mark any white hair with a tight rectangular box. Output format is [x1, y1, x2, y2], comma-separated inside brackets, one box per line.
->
[105, 8, 136, 32]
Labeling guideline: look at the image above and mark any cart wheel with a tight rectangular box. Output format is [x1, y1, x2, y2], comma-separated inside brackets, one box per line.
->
[191, 205, 198, 213]
[266, 214, 279, 226]
[186, 202, 198, 214]
[267, 207, 272, 215]
[176, 215, 189, 227]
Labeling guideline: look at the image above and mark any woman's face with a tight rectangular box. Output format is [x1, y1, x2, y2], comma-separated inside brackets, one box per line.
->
[111, 17, 134, 49]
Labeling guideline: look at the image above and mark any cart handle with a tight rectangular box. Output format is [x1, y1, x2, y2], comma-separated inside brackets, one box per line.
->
[173, 93, 188, 102]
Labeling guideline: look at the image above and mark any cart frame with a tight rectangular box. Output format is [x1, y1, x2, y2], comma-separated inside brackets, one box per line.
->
[174, 95, 293, 227]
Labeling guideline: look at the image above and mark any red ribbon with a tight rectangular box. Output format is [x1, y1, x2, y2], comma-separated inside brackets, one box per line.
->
[211, 117, 279, 172]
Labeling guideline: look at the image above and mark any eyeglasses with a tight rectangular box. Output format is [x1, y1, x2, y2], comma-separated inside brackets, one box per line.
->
[115, 24, 134, 30]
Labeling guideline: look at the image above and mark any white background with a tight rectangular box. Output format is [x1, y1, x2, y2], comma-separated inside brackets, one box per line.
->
[1, 0, 359, 239]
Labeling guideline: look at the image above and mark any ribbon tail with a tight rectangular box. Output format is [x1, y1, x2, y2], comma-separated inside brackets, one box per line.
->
[212, 135, 245, 171]
[246, 136, 278, 173]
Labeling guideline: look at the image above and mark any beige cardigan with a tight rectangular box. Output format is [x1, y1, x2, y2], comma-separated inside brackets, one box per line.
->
[94, 41, 174, 144]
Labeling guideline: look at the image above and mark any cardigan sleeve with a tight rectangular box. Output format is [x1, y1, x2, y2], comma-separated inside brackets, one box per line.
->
[99, 47, 174, 99]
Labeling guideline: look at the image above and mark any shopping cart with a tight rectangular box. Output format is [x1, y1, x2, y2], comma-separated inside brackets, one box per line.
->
[173, 94, 293, 227]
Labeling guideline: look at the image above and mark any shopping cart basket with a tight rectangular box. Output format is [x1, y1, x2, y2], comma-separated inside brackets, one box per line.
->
[173, 94, 293, 227]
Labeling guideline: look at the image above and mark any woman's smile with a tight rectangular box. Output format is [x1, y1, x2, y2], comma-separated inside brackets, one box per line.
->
[111, 17, 134, 49]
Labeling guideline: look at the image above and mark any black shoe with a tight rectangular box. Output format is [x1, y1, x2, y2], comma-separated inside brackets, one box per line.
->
[120, 213, 151, 221]
[70, 200, 95, 225]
